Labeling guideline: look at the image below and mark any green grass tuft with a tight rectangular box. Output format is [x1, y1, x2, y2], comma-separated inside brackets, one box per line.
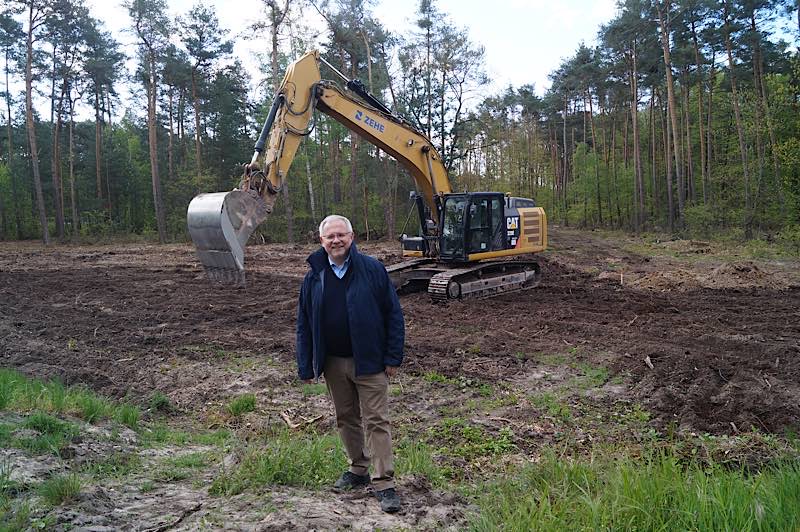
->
[114, 403, 141, 429]
[226, 394, 256, 417]
[210, 430, 345, 495]
[72, 390, 110, 423]
[0, 370, 21, 410]
[37, 474, 82, 506]
[148, 391, 172, 413]
[301, 383, 328, 397]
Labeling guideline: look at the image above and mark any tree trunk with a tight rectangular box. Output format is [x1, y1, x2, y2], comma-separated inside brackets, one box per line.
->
[68, 98, 78, 235]
[52, 85, 66, 239]
[147, 51, 166, 242]
[168, 89, 175, 182]
[330, 122, 341, 203]
[25, 5, 49, 245]
[661, 89, 674, 230]
[562, 94, 568, 224]
[629, 45, 644, 231]
[681, 70, 695, 203]
[723, 1, 751, 230]
[5, 44, 22, 239]
[751, 12, 785, 215]
[706, 54, 715, 204]
[94, 89, 103, 201]
[191, 67, 202, 183]
[650, 91, 659, 218]
[690, 18, 708, 205]
[104, 89, 113, 216]
[657, 1, 684, 224]
[304, 143, 317, 224]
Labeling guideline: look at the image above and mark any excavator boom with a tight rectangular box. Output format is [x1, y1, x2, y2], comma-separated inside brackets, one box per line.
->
[188, 50, 450, 285]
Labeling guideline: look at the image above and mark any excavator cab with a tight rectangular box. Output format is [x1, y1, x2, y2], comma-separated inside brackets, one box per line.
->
[439, 193, 507, 262]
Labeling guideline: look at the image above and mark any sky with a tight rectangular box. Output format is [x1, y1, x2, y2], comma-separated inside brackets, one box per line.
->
[84, 0, 619, 113]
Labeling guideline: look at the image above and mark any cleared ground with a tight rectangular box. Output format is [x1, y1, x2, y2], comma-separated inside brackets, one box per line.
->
[1, 227, 799, 529]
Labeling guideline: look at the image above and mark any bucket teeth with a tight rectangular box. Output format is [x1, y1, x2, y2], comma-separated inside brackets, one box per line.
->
[206, 267, 246, 287]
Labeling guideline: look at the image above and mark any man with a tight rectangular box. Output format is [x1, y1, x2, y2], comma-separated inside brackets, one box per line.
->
[296, 214, 405, 513]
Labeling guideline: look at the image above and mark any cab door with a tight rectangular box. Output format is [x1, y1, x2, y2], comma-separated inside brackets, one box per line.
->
[466, 193, 505, 254]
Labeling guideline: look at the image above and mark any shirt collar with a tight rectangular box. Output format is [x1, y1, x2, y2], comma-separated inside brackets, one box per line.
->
[328, 253, 351, 269]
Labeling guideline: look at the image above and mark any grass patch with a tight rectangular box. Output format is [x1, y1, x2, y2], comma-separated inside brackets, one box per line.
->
[396, 439, 447, 488]
[72, 389, 111, 423]
[210, 429, 345, 495]
[148, 391, 173, 413]
[423, 371, 455, 384]
[85, 453, 143, 479]
[138, 422, 230, 448]
[427, 418, 516, 463]
[37, 473, 82, 506]
[16, 412, 79, 455]
[165, 452, 213, 469]
[572, 362, 609, 388]
[301, 383, 328, 397]
[469, 452, 800, 531]
[113, 403, 141, 430]
[530, 392, 572, 421]
[226, 394, 256, 417]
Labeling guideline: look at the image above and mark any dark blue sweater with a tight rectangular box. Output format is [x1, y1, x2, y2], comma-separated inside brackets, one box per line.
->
[296, 243, 405, 380]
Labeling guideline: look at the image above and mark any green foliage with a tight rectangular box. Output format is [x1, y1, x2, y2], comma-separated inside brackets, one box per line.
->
[72, 390, 111, 423]
[113, 403, 141, 430]
[226, 394, 256, 417]
[300, 383, 328, 397]
[530, 393, 572, 421]
[396, 440, 447, 488]
[776, 225, 800, 255]
[148, 391, 173, 413]
[14, 412, 79, 455]
[469, 452, 800, 531]
[427, 418, 516, 462]
[37, 474, 82, 506]
[0, 370, 20, 410]
[85, 453, 143, 479]
[209, 430, 345, 495]
[423, 371, 454, 384]
[683, 204, 720, 239]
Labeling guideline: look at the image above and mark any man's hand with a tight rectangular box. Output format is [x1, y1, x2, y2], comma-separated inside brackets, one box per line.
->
[385, 365, 399, 378]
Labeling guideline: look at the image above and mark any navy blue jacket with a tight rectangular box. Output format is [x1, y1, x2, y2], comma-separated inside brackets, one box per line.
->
[296, 243, 405, 380]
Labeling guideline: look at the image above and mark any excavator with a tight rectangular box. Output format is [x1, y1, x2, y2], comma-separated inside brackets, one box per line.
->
[187, 50, 547, 301]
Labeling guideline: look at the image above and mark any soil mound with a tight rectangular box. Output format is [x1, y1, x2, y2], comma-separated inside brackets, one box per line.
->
[706, 261, 782, 289]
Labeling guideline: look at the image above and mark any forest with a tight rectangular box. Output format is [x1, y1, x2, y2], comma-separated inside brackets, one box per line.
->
[0, 0, 799, 246]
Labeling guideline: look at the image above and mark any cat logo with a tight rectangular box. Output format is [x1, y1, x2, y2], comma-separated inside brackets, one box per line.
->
[506, 216, 519, 230]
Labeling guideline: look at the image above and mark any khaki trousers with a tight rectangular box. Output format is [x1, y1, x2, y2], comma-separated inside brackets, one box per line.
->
[323, 356, 395, 491]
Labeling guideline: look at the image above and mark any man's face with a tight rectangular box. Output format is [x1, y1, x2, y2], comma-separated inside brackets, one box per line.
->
[320, 219, 353, 264]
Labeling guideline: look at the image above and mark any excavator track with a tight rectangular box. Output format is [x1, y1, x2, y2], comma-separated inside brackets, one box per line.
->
[428, 261, 541, 302]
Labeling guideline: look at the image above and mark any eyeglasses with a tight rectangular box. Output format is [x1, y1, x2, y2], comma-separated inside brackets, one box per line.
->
[321, 232, 352, 242]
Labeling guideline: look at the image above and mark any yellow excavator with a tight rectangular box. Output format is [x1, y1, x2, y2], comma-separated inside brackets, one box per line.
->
[187, 50, 547, 300]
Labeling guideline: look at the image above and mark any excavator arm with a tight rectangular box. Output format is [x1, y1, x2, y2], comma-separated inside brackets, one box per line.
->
[187, 50, 450, 285]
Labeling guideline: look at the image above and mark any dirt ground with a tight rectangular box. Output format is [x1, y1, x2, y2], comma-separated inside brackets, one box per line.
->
[1, 226, 799, 529]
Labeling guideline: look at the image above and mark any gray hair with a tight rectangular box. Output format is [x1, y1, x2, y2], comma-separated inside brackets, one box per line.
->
[318, 214, 353, 236]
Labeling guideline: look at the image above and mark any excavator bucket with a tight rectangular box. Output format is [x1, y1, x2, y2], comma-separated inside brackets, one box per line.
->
[187, 190, 269, 286]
